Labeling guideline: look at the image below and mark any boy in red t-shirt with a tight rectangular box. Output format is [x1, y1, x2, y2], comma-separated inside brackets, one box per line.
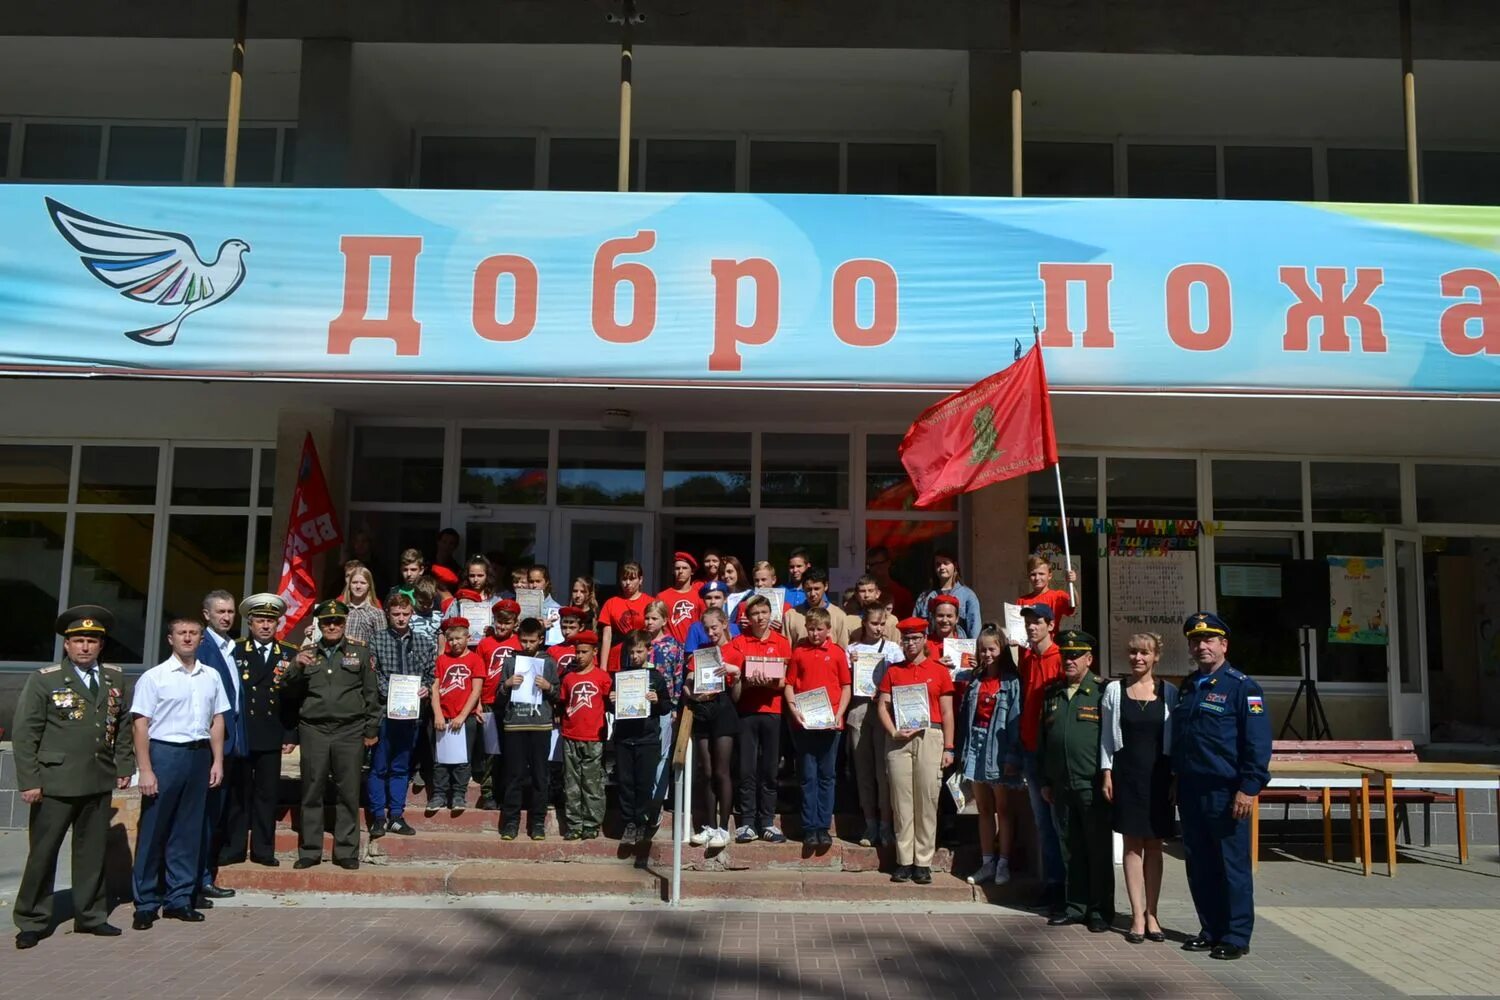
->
[548, 605, 586, 673]
[430, 619, 482, 817]
[723, 594, 793, 843]
[783, 607, 852, 847]
[1019, 554, 1079, 637]
[599, 561, 652, 672]
[473, 599, 520, 810]
[657, 551, 706, 646]
[558, 630, 610, 839]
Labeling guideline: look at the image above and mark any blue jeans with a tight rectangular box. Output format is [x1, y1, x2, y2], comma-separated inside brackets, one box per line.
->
[1022, 749, 1065, 890]
[134, 740, 211, 914]
[797, 729, 842, 833]
[367, 717, 420, 821]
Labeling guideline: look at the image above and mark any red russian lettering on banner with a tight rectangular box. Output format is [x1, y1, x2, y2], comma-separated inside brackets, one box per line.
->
[1438, 268, 1500, 356]
[1279, 266, 1387, 353]
[832, 259, 899, 348]
[708, 257, 780, 371]
[592, 231, 657, 343]
[274, 434, 342, 642]
[1037, 263, 1116, 348]
[1165, 263, 1233, 351]
[327, 235, 423, 356]
[472, 254, 539, 342]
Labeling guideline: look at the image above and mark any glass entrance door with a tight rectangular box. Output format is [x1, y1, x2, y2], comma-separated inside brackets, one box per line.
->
[560, 510, 655, 602]
[1384, 529, 1431, 743]
[756, 512, 854, 591]
[460, 513, 549, 580]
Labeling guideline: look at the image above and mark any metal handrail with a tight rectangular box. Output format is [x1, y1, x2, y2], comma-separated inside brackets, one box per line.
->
[669, 703, 695, 907]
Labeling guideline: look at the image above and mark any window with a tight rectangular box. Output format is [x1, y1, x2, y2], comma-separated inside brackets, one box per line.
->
[0, 444, 71, 503]
[0, 513, 66, 661]
[70, 512, 154, 665]
[171, 447, 253, 507]
[1415, 464, 1500, 524]
[258, 451, 276, 507]
[279, 129, 297, 182]
[846, 143, 938, 195]
[1310, 462, 1400, 524]
[1214, 534, 1300, 676]
[419, 136, 536, 190]
[644, 139, 736, 192]
[21, 123, 102, 179]
[1424, 150, 1500, 206]
[749, 141, 839, 194]
[663, 432, 750, 507]
[159, 513, 250, 657]
[79, 446, 158, 505]
[1313, 532, 1386, 683]
[865, 519, 958, 607]
[1327, 148, 1406, 204]
[761, 433, 849, 509]
[1127, 144, 1216, 199]
[350, 426, 444, 504]
[105, 125, 187, 182]
[196, 126, 281, 185]
[549, 138, 638, 192]
[1028, 456, 1100, 519]
[1213, 460, 1301, 521]
[866, 434, 955, 512]
[1106, 457, 1197, 519]
[342, 510, 441, 592]
[1022, 142, 1114, 196]
[459, 428, 548, 505]
[558, 430, 645, 506]
[1223, 146, 1313, 201]
[0, 123, 10, 172]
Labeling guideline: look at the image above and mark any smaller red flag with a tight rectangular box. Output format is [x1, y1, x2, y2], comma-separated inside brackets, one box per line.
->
[898, 343, 1059, 508]
[274, 434, 343, 641]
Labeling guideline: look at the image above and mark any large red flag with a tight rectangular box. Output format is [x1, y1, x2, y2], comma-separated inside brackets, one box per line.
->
[899, 343, 1058, 508]
[274, 434, 343, 640]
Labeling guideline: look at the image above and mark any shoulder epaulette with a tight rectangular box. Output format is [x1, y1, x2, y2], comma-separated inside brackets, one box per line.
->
[101, 662, 123, 673]
[347, 637, 368, 647]
[1223, 666, 1246, 681]
[39, 664, 61, 674]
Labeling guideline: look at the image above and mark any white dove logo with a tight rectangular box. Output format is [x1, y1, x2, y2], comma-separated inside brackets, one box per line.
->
[46, 197, 250, 347]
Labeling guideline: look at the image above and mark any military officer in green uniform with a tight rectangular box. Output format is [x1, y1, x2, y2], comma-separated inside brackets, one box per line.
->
[11, 605, 134, 948]
[1038, 629, 1114, 933]
[275, 599, 380, 870]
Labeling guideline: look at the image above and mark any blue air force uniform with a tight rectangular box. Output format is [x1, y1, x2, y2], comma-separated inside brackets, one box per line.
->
[1171, 613, 1271, 955]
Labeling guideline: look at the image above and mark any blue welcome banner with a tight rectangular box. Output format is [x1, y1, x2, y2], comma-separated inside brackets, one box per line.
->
[1, 186, 1498, 394]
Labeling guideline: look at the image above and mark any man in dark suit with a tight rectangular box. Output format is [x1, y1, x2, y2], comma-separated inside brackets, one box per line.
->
[226, 594, 301, 867]
[11, 606, 134, 949]
[197, 590, 246, 900]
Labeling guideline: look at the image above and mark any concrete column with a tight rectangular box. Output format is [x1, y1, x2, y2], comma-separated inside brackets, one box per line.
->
[966, 48, 1020, 197]
[294, 38, 354, 186]
[267, 409, 347, 591]
[968, 478, 1030, 629]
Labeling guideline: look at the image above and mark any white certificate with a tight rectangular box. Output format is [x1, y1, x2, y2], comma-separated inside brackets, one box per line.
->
[852, 651, 882, 698]
[1003, 603, 1026, 646]
[946, 772, 970, 810]
[386, 674, 422, 720]
[793, 688, 836, 730]
[516, 589, 546, 622]
[615, 669, 651, 720]
[692, 647, 725, 694]
[456, 600, 493, 643]
[892, 683, 931, 731]
[513, 655, 546, 705]
[435, 726, 469, 764]
[754, 587, 785, 622]
[944, 638, 976, 675]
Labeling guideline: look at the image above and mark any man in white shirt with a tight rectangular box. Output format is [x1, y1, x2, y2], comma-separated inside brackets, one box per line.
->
[197, 590, 244, 901]
[130, 618, 228, 930]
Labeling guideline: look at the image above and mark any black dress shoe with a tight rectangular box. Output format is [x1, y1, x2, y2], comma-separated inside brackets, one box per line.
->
[333, 858, 359, 871]
[251, 856, 281, 867]
[912, 866, 933, 885]
[292, 857, 321, 870]
[162, 908, 205, 923]
[15, 930, 42, 949]
[1210, 943, 1246, 961]
[1145, 930, 1166, 943]
[1087, 917, 1110, 934]
[889, 865, 913, 883]
[1125, 931, 1145, 944]
[1182, 935, 1216, 952]
[820, 830, 835, 847]
[74, 922, 122, 937]
[132, 912, 157, 931]
[193, 897, 214, 909]
[200, 883, 236, 899]
[1047, 914, 1084, 927]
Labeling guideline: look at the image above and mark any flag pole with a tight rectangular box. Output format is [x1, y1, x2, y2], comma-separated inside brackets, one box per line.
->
[223, 0, 248, 187]
[1032, 305, 1074, 606]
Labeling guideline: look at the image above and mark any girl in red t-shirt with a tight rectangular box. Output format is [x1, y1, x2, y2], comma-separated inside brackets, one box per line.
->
[430, 620, 482, 816]
[599, 561, 653, 672]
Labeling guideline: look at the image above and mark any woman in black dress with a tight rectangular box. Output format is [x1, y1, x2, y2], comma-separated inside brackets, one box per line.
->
[1101, 632, 1178, 944]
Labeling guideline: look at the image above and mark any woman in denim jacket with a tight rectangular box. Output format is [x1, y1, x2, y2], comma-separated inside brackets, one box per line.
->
[954, 624, 1022, 886]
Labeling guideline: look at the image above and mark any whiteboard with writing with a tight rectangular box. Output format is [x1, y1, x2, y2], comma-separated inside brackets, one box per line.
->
[1107, 549, 1198, 677]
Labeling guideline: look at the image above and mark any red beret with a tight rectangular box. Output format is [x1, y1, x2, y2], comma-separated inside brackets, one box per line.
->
[431, 566, 458, 586]
[444, 617, 471, 630]
[672, 550, 699, 571]
[572, 630, 599, 646]
[928, 594, 960, 612]
[558, 605, 587, 620]
[493, 599, 521, 616]
[455, 588, 482, 602]
[896, 617, 929, 634]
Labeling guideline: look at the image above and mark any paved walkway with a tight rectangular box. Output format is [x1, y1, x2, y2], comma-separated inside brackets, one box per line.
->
[3, 832, 1497, 999]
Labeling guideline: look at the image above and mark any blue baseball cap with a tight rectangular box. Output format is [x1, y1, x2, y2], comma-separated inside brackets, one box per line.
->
[1020, 603, 1054, 623]
[699, 581, 730, 597]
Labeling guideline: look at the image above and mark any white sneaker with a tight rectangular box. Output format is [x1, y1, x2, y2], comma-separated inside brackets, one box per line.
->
[706, 827, 730, 849]
[967, 858, 996, 885]
[689, 827, 710, 846]
[992, 857, 1012, 886]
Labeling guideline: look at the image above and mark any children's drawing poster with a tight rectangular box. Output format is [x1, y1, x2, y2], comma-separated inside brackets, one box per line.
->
[1326, 556, 1388, 645]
